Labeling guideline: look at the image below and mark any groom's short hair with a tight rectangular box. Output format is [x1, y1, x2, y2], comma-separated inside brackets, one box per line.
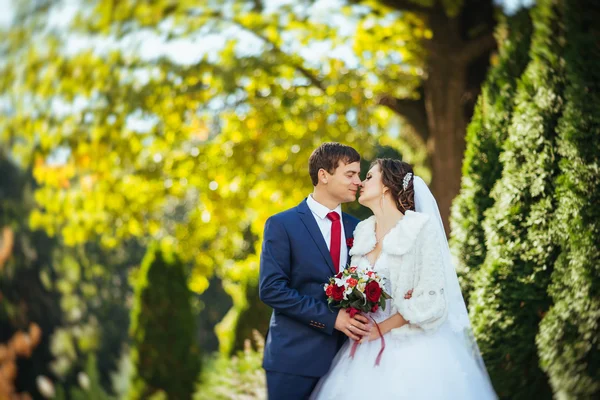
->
[309, 142, 360, 186]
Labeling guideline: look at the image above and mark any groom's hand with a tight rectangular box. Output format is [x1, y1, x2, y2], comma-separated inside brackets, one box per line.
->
[334, 311, 371, 341]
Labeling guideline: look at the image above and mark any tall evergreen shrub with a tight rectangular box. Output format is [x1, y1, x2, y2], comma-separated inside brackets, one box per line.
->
[468, 0, 565, 397]
[128, 244, 201, 400]
[536, 0, 600, 398]
[450, 10, 533, 303]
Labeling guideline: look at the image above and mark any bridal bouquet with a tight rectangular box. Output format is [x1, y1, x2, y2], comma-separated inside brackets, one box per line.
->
[323, 265, 392, 365]
[323, 266, 391, 316]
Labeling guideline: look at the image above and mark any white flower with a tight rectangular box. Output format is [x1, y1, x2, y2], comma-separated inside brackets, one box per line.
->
[343, 287, 353, 300]
[357, 265, 369, 273]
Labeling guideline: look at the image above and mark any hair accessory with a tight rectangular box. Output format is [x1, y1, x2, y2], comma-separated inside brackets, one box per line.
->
[402, 172, 413, 190]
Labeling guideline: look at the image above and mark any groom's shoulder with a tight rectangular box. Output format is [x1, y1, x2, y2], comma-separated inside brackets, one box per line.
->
[267, 202, 304, 224]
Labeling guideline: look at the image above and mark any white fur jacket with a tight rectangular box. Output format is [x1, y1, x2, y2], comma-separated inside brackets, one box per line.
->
[349, 210, 448, 337]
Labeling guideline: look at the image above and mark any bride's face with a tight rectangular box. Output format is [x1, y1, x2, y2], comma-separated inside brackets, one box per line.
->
[358, 164, 386, 207]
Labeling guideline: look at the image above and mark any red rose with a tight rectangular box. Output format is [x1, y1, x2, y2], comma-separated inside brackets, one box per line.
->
[346, 238, 354, 248]
[346, 278, 358, 287]
[348, 266, 357, 273]
[325, 284, 334, 297]
[335, 272, 343, 279]
[365, 281, 382, 303]
[331, 284, 345, 301]
[371, 304, 379, 313]
[347, 307, 360, 318]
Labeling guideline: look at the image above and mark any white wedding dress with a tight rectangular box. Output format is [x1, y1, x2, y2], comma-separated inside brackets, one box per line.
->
[311, 176, 497, 400]
[311, 254, 495, 399]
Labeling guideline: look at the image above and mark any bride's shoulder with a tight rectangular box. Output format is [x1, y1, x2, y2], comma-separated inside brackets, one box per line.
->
[403, 210, 430, 225]
[381, 211, 431, 256]
[354, 215, 376, 233]
[349, 216, 376, 256]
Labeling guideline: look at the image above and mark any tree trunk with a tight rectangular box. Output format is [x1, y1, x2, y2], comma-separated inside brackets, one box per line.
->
[378, 0, 497, 234]
[424, 55, 467, 234]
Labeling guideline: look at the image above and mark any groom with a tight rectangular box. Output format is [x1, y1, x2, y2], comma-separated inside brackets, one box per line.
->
[259, 142, 372, 399]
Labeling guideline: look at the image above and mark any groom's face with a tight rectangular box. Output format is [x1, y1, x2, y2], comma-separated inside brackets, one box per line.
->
[323, 161, 361, 203]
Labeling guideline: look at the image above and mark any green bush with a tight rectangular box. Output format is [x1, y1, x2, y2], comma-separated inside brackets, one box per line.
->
[70, 355, 115, 400]
[128, 244, 201, 400]
[468, 0, 565, 398]
[195, 330, 266, 400]
[232, 281, 271, 354]
[450, 10, 532, 305]
[536, 0, 600, 398]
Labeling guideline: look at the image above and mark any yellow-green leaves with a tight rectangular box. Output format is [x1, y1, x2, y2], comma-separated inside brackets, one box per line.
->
[2, 0, 425, 295]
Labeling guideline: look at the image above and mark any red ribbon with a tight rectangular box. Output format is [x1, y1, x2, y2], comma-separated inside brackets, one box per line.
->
[348, 314, 386, 366]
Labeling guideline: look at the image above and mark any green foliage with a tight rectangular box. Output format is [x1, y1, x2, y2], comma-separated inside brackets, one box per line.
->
[197, 277, 233, 354]
[1, 151, 135, 395]
[469, 0, 565, 397]
[110, 347, 134, 398]
[195, 330, 266, 400]
[129, 244, 201, 400]
[48, 243, 134, 382]
[0, 152, 63, 398]
[70, 355, 115, 400]
[0, 0, 426, 303]
[536, 1, 600, 398]
[231, 281, 271, 354]
[450, 10, 533, 304]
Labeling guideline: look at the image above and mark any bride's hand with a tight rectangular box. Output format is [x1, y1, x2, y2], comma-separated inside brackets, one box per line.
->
[359, 324, 380, 343]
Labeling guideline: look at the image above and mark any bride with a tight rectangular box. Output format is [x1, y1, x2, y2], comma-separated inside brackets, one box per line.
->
[311, 158, 497, 399]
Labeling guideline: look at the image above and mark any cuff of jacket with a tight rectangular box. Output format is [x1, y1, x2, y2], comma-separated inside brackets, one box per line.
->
[394, 294, 447, 333]
[308, 310, 337, 335]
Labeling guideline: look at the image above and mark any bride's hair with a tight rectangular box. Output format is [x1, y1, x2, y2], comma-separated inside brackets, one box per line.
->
[372, 158, 415, 214]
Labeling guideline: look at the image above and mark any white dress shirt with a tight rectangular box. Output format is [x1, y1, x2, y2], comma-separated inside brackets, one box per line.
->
[306, 194, 348, 271]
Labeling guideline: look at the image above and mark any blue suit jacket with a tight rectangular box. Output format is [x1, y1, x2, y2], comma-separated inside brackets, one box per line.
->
[259, 199, 359, 377]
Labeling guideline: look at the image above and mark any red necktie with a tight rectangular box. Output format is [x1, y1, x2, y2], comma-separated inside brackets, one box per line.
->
[327, 212, 341, 273]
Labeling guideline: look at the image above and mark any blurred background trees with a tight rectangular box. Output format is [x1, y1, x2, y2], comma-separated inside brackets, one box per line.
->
[1, 0, 598, 399]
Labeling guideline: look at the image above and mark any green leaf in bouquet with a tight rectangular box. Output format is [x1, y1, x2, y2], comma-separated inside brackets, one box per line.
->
[352, 288, 366, 302]
[350, 299, 365, 310]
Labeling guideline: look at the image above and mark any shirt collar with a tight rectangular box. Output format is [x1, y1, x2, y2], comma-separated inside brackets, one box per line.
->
[306, 194, 342, 220]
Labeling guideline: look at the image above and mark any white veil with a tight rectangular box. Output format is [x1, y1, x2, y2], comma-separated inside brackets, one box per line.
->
[413, 176, 494, 380]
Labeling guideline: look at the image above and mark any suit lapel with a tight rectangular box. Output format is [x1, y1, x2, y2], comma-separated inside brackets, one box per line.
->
[297, 199, 336, 275]
[342, 213, 354, 268]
